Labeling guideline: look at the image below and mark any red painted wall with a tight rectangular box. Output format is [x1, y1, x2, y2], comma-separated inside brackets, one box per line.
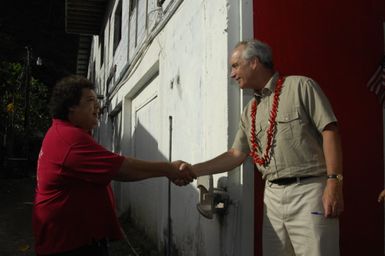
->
[253, 0, 385, 255]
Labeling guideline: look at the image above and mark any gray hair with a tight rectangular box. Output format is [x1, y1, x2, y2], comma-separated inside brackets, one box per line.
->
[235, 39, 274, 69]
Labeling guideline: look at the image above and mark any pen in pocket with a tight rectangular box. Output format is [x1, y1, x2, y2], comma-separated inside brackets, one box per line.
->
[311, 211, 324, 216]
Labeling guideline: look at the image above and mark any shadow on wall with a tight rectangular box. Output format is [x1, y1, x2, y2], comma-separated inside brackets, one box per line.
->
[114, 121, 232, 255]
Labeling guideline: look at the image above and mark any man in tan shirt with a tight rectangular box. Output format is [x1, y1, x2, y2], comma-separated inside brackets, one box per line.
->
[185, 39, 343, 256]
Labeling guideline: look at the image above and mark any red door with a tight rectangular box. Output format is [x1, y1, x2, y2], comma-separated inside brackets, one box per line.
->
[253, 0, 385, 255]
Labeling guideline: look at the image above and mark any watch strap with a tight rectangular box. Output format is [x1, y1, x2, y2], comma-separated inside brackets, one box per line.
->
[327, 174, 343, 182]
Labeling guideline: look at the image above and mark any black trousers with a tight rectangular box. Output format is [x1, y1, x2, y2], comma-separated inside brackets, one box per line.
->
[38, 239, 109, 256]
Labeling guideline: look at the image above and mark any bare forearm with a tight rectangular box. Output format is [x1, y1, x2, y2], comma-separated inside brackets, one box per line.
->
[113, 157, 176, 181]
[192, 149, 247, 177]
[322, 123, 343, 175]
[322, 123, 344, 217]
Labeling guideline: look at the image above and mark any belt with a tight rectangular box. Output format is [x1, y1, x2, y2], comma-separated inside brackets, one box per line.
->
[269, 176, 315, 186]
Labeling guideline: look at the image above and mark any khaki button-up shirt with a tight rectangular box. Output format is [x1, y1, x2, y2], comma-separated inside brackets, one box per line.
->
[232, 73, 337, 180]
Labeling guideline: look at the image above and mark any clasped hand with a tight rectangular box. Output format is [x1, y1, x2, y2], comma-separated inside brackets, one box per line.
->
[170, 161, 195, 186]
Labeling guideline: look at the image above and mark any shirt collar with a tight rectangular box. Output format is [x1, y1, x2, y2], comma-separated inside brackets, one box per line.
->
[254, 72, 280, 98]
[52, 118, 92, 135]
[53, 118, 72, 126]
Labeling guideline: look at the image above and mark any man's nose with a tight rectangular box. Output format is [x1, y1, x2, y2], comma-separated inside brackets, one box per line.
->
[230, 69, 236, 78]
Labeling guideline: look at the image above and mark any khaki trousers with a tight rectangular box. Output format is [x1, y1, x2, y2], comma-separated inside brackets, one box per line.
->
[262, 176, 340, 256]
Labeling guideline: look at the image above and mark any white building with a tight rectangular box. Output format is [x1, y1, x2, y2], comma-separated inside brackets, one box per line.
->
[67, 0, 255, 255]
[65, 0, 385, 255]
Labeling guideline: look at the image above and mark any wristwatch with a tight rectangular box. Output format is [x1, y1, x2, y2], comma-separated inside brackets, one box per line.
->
[327, 174, 343, 182]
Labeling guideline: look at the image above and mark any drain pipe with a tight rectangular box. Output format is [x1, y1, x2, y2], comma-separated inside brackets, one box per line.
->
[167, 115, 173, 256]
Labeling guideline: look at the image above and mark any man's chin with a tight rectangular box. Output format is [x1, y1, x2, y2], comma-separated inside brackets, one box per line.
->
[239, 83, 254, 90]
[238, 83, 246, 89]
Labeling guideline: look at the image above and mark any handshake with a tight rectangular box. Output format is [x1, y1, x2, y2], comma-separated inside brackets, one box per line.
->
[169, 161, 196, 186]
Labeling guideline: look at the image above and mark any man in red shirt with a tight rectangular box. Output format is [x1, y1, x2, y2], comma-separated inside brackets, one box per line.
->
[33, 75, 194, 256]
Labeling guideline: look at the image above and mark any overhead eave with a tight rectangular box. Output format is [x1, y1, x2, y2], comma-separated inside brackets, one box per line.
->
[65, 0, 108, 36]
[65, 0, 108, 76]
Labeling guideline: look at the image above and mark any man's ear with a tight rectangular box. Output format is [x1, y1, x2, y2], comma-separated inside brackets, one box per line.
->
[250, 56, 260, 70]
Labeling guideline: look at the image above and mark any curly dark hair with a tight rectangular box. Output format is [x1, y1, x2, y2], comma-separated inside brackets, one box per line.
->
[49, 75, 95, 120]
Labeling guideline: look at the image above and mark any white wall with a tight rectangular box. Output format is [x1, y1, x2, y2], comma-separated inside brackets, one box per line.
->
[91, 0, 254, 255]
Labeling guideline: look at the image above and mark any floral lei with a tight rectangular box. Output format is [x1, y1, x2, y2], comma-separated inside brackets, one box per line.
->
[249, 76, 285, 166]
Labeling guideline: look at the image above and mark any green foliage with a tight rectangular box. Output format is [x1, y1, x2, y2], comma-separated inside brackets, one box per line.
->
[0, 61, 50, 147]
[29, 77, 51, 135]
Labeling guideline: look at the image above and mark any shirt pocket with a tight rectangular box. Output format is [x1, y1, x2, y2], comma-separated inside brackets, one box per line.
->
[276, 111, 301, 139]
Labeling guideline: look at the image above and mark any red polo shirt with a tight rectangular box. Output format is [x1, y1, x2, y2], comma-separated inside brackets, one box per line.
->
[33, 119, 125, 254]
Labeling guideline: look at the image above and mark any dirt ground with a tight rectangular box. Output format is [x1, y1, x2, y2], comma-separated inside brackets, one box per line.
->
[0, 174, 160, 256]
[0, 176, 35, 256]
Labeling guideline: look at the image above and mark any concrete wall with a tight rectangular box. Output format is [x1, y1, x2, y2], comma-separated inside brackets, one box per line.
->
[89, 0, 254, 255]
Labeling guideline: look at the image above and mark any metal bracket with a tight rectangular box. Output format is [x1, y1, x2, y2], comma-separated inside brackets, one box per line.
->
[197, 176, 229, 219]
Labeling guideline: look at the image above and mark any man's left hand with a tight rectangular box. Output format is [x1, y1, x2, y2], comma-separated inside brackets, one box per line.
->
[323, 179, 344, 218]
